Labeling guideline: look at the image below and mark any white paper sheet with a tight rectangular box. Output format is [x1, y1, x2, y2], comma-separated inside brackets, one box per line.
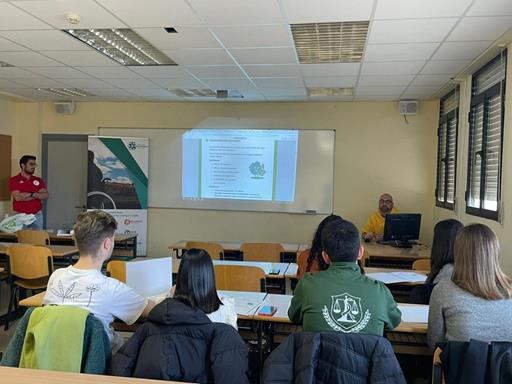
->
[398, 305, 429, 323]
[366, 272, 426, 284]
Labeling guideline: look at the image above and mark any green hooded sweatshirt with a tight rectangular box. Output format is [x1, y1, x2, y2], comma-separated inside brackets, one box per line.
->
[288, 262, 402, 335]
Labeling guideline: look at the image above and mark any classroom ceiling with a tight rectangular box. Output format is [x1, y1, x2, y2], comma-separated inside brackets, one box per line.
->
[0, 0, 510, 103]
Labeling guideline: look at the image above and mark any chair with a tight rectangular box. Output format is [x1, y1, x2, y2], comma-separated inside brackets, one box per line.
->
[16, 230, 50, 246]
[432, 347, 443, 384]
[106, 260, 126, 282]
[186, 241, 224, 260]
[240, 243, 284, 263]
[262, 332, 406, 383]
[214, 265, 266, 292]
[4, 245, 53, 330]
[412, 258, 431, 271]
[296, 249, 314, 279]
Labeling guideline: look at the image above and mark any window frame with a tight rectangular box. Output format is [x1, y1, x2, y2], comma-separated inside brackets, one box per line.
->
[435, 88, 459, 210]
[465, 52, 507, 221]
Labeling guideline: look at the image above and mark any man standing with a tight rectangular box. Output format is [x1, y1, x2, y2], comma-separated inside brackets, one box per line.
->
[9, 155, 49, 230]
[362, 193, 398, 242]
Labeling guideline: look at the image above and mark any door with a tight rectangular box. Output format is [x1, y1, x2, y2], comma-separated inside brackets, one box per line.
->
[43, 134, 88, 230]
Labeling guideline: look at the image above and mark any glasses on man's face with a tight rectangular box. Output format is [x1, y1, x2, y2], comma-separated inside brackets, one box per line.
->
[379, 199, 393, 204]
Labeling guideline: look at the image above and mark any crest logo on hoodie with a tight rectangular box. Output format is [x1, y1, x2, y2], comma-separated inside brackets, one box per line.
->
[322, 293, 371, 332]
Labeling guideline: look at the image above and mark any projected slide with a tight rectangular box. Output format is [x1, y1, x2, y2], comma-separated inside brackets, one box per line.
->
[182, 130, 298, 202]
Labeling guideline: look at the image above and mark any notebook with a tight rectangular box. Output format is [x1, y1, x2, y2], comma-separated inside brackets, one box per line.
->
[125, 257, 173, 301]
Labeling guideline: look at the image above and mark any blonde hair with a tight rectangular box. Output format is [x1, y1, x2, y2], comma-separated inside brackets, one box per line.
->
[452, 224, 512, 300]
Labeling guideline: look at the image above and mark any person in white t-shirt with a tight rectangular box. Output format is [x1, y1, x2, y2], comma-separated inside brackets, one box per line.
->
[43, 210, 155, 353]
[174, 248, 238, 329]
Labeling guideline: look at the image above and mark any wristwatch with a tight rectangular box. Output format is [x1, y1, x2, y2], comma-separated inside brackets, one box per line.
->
[30, 192, 34, 197]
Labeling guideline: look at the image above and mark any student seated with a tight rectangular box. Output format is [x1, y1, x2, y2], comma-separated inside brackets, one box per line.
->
[288, 219, 401, 335]
[43, 210, 154, 353]
[302, 214, 342, 275]
[111, 249, 248, 383]
[428, 224, 512, 350]
[410, 219, 463, 304]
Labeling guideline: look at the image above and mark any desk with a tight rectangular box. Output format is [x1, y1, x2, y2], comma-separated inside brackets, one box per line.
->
[0, 232, 138, 259]
[169, 241, 301, 261]
[0, 242, 78, 261]
[285, 263, 427, 285]
[364, 242, 430, 268]
[0, 366, 189, 384]
[172, 257, 290, 279]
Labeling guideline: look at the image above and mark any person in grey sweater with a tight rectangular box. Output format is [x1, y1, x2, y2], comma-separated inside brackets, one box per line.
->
[428, 224, 512, 350]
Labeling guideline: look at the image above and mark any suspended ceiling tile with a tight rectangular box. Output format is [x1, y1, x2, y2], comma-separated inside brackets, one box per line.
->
[361, 61, 425, 75]
[300, 63, 360, 77]
[420, 60, 470, 75]
[135, 27, 221, 50]
[369, 19, 457, 44]
[211, 24, 292, 48]
[229, 47, 298, 65]
[282, 0, 373, 23]
[243, 64, 301, 78]
[186, 65, 244, 78]
[374, 0, 473, 19]
[432, 41, 493, 60]
[303, 76, 357, 87]
[42, 51, 119, 66]
[0, 51, 64, 67]
[188, 0, 284, 25]
[0, 2, 52, 30]
[162, 49, 235, 66]
[448, 16, 512, 41]
[364, 43, 438, 62]
[0, 30, 89, 51]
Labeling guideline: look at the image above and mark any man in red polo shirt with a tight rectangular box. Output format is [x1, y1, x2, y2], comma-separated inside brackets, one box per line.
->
[9, 155, 49, 230]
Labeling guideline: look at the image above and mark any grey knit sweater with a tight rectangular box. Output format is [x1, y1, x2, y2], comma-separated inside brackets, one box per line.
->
[428, 278, 512, 350]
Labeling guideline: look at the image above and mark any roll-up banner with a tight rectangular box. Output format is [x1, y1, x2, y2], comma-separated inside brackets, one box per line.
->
[87, 136, 149, 256]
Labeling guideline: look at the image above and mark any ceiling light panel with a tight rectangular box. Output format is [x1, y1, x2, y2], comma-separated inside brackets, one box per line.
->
[291, 21, 369, 64]
[39, 88, 95, 97]
[65, 29, 177, 66]
[308, 87, 354, 97]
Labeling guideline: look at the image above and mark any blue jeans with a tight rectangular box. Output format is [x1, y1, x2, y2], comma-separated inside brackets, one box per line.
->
[15, 211, 44, 230]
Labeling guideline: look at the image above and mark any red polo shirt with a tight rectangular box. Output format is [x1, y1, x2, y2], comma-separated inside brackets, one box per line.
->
[8, 173, 46, 214]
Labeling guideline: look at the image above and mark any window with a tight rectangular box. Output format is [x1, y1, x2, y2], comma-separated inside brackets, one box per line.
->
[436, 88, 459, 210]
[466, 51, 507, 221]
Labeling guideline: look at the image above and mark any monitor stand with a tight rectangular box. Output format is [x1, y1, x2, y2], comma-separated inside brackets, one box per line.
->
[392, 240, 413, 248]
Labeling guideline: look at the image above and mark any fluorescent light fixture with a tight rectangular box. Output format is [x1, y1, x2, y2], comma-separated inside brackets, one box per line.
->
[167, 88, 216, 97]
[64, 28, 177, 66]
[291, 21, 369, 64]
[38, 88, 95, 97]
[308, 87, 354, 97]
[0, 60, 14, 67]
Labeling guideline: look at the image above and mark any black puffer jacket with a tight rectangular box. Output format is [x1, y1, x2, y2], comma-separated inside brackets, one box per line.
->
[111, 298, 249, 384]
[262, 332, 406, 384]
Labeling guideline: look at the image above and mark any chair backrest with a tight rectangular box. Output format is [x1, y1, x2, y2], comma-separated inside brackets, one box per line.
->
[432, 347, 443, 384]
[185, 241, 224, 260]
[7, 245, 53, 280]
[16, 230, 50, 246]
[214, 265, 266, 292]
[106, 260, 126, 283]
[412, 258, 430, 271]
[296, 249, 313, 279]
[240, 242, 284, 263]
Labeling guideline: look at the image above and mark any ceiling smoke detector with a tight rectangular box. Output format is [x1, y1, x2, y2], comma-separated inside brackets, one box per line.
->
[66, 13, 81, 25]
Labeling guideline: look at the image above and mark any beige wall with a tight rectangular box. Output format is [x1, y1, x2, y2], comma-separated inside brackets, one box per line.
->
[433, 46, 512, 275]
[0, 99, 16, 217]
[13, 100, 438, 257]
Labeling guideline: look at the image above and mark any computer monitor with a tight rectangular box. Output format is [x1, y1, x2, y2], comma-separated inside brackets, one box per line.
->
[383, 213, 421, 248]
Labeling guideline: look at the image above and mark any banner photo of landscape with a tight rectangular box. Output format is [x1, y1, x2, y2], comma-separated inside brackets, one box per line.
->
[87, 136, 149, 255]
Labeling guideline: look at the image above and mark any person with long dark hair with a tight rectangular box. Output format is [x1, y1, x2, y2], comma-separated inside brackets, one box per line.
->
[111, 249, 247, 382]
[410, 219, 463, 304]
[426, 219, 464, 284]
[305, 214, 343, 273]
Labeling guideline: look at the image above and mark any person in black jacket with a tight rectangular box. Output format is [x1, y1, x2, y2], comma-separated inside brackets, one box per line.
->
[111, 250, 249, 383]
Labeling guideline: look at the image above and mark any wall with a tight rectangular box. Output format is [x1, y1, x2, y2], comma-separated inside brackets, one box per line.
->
[433, 45, 512, 275]
[14, 100, 438, 257]
[0, 99, 16, 217]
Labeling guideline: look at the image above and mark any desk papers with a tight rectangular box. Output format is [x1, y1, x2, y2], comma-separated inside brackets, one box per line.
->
[366, 272, 426, 284]
[398, 305, 429, 323]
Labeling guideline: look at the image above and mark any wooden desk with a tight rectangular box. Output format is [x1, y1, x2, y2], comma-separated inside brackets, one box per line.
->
[0, 366, 189, 384]
[169, 241, 301, 257]
[363, 242, 430, 268]
[0, 232, 138, 259]
[0, 242, 78, 260]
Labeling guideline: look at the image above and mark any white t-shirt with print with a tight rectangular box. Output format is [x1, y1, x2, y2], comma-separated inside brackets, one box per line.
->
[43, 266, 148, 349]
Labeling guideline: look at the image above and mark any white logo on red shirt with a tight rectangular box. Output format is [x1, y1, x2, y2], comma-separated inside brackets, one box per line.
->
[33, 180, 40, 186]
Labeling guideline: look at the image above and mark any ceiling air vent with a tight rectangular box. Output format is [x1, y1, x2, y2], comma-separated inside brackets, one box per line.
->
[291, 21, 369, 64]
[38, 88, 95, 97]
[167, 89, 216, 97]
[308, 87, 354, 97]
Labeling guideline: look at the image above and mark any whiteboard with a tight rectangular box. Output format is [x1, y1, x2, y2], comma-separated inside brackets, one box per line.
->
[99, 127, 335, 214]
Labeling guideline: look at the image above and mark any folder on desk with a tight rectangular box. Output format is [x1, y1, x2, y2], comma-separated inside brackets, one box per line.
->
[398, 305, 429, 323]
[125, 257, 173, 301]
[366, 272, 426, 284]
